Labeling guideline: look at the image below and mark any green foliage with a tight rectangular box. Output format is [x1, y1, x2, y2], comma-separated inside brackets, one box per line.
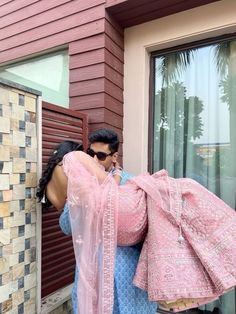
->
[155, 81, 204, 141]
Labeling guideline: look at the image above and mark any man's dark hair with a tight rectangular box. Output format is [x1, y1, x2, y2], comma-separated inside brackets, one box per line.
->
[89, 128, 119, 153]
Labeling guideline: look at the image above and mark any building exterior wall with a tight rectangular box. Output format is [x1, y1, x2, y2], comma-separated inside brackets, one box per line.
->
[0, 0, 124, 145]
[123, 0, 236, 174]
[1, 0, 235, 312]
[0, 79, 40, 314]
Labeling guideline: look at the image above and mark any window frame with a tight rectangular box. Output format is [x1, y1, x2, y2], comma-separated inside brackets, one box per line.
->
[148, 32, 236, 173]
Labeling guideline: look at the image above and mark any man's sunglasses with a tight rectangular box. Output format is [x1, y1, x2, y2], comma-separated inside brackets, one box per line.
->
[87, 148, 113, 161]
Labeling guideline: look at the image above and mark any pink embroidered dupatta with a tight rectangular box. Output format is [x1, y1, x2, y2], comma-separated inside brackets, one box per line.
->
[63, 151, 119, 314]
[63, 152, 236, 313]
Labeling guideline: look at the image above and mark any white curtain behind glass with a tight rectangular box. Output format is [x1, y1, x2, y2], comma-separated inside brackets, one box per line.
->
[153, 40, 236, 314]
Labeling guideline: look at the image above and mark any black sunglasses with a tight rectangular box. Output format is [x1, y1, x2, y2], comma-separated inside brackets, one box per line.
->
[87, 148, 113, 161]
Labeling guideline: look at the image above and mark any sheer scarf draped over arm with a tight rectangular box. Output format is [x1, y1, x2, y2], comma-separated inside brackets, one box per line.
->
[63, 152, 236, 313]
[62, 152, 147, 314]
[63, 151, 118, 314]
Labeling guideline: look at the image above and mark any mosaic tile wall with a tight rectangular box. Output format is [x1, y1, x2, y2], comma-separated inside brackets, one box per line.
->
[0, 82, 38, 314]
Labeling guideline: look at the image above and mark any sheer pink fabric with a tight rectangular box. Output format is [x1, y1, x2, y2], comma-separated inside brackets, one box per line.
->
[63, 151, 236, 313]
[63, 151, 118, 314]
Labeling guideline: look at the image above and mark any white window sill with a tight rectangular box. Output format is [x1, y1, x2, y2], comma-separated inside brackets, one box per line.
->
[41, 284, 73, 314]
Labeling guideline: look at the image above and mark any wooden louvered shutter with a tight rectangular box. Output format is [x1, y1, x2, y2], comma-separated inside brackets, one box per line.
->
[41, 101, 88, 297]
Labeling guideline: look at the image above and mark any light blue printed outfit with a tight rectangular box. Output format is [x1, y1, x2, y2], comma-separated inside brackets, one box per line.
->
[59, 170, 157, 314]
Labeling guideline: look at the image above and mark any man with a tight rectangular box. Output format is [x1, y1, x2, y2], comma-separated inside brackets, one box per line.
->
[59, 128, 157, 313]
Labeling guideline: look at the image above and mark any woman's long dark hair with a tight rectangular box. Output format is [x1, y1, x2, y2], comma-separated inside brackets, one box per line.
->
[36, 140, 83, 208]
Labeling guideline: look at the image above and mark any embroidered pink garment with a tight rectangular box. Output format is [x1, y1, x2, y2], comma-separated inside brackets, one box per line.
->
[63, 151, 236, 313]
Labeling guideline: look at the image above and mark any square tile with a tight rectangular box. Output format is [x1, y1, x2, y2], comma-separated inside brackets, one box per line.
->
[0, 247, 2, 258]
[12, 131, 25, 147]
[0, 145, 10, 161]
[24, 111, 30, 122]
[30, 112, 36, 123]
[19, 121, 25, 132]
[2, 104, 11, 118]
[2, 298, 12, 312]
[26, 136, 31, 147]
[19, 94, 25, 106]
[0, 117, 10, 134]
[25, 188, 31, 199]
[12, 184, 25, 200]
[30, 247, 36, 263]
[0, 191, 3, 202]
[18, 277, 24, 289]
[25, 213, 31, 224]
[19, 200, 25, 211]
[0, 104, 2, 116]
[25, 238, 30, 250]
[24, 290, 30, 302]
[0, 134, 2, 144]
[0, 229, 10, 245]
[18, 225, 25, 237]
[9, 91, 18, 104]
[18, 302, 24, 314]
[2, 162, 13, 174]
[3, 190, 13, 202]
[24, 264, 30, 276]
[26, 147, 37, 162]
[18, 251, 25, 263]
[0, 161, 3, 173]
[10, 118, 19, 131]
[19, 173, 25, 184]
[0, 174, 10, 190]
[0, 274, 2, 286]
[26, 162, 31, 173]
[13, 159, 26, 173]
[0, 217, 3, 229]
[12, 237, 24, 253]
[0, 201, 10, 217]
[19, 148, 26, 158]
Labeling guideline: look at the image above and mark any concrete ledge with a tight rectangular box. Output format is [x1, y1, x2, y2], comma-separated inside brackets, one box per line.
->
[0, 77, 42, 96]
[41, 284, 73, 314]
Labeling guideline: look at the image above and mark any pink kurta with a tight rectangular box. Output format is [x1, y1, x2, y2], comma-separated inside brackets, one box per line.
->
[63, 151, 236, 314]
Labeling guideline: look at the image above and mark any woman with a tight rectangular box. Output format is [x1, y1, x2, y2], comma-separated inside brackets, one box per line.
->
[37, 140, 84, 207]
[39, 150, 236, 314]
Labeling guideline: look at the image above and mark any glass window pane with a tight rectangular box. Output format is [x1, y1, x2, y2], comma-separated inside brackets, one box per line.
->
[0, 50, 69, 107]
[152, 39, 236, 314]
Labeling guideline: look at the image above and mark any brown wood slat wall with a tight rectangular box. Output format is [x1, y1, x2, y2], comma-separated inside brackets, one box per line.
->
[41, 102, 88, 297]
[69, 11, 124, 156]
[0, 0, 124, 143]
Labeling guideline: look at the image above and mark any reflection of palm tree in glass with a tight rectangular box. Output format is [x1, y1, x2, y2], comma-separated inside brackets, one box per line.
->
[158, 42, 236, 178]
[216, 41, 236, 178]
[156, 50, 203, 180]
[157, 50, 195, 86]
[155, 82, 203, 178]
